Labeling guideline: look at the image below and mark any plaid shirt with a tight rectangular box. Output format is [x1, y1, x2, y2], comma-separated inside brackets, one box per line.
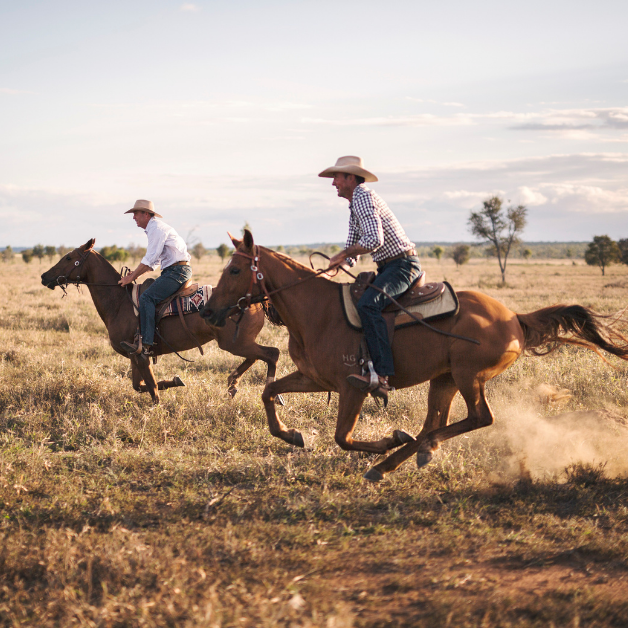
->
[345, 184, 415, 265]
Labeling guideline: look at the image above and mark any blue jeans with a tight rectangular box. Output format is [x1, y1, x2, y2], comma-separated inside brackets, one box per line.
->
[356, 256, 422, 377]
[139, 264, 192, 346]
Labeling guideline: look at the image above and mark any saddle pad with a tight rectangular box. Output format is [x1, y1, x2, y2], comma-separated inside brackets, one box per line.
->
[132, 284, 212, 318]
[340, 281, 459, 331]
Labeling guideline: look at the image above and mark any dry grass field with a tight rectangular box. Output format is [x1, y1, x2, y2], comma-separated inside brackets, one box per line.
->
[1, 251, 628, 627]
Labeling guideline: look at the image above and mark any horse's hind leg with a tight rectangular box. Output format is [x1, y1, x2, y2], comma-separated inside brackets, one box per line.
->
[227, 358, 255, 398]
[365, 373, 492, 481]
[131, 361, 184, 395]
[130, 354, 160, 404]
[415, 373, 459, 468]
[222, 340, 283, 403]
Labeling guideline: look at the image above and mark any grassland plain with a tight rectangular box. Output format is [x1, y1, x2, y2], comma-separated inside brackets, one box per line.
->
[1, 251, 628, 627]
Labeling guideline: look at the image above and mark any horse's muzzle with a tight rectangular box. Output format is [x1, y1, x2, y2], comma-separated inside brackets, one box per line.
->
[40, 274, 57, 290]
[199, 304, 229, 327]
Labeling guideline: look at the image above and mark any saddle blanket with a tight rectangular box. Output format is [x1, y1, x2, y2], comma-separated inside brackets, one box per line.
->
[340, 281, 459, 331]
[132, 284, 212, 318]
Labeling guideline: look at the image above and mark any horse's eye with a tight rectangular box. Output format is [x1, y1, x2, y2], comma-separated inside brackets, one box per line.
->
[229, 267, 241, 275]
[66, 256, 72, 260]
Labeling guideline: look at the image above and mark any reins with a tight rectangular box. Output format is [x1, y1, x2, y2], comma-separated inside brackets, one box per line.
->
[229, 247, 480, 346]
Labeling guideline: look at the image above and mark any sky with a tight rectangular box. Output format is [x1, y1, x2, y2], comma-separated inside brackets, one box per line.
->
[1, 0, 627, 249]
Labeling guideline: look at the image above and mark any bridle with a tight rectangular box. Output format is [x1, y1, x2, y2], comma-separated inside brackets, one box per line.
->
[226, 246, 480, 345]
[230, 246, 329, 312]
[54, 248, 128, 296]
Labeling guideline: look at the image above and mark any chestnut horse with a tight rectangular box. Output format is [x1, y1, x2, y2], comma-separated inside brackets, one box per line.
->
[41, 239, 281, 404]
[202, 230, 628, 481]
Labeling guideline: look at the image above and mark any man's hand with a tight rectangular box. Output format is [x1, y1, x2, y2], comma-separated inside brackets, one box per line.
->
[118, 263, 151, 286]
[327, 244, 372, 272]
[327, 252, 348, 270]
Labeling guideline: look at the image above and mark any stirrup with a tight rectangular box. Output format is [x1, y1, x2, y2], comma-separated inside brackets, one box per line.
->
[120, 336, 143, 355]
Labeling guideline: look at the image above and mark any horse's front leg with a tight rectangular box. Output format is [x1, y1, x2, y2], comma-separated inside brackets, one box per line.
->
[334, 385, 414, 454]
[261, 371, 327, 447]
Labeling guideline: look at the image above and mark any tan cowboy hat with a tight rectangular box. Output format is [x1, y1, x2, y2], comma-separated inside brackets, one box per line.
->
[124, 199, 163, 218]
[318, 156, 378, 182]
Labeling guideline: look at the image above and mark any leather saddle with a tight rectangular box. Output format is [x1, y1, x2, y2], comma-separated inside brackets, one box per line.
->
[131, 277, 205, 356]
[349, 271, 445, 312]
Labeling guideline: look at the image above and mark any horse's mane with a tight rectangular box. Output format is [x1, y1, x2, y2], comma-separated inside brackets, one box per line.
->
[261, 300, 285, 327]
[89, 249, 123, 278]
[259, 245, 331, 279]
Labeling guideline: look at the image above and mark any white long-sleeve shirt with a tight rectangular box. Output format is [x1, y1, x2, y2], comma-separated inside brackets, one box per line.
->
[140, 217, 191, 270]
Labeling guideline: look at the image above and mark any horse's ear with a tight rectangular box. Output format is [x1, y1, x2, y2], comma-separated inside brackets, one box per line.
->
[228, 232, 242, 248]
[242, 229, 254, 251]
[81, 238, 96, 251]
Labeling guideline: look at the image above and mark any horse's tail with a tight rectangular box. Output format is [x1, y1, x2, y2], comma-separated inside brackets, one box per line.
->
[261, 299, 286, 327]
[517, 305, 628, 360]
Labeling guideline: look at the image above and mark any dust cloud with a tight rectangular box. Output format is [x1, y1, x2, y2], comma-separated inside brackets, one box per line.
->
[483, 385, 628, 480]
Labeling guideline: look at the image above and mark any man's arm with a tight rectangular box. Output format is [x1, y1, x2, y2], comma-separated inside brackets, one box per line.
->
[119, 263, 151, 286]
[328, 244, 372, 270]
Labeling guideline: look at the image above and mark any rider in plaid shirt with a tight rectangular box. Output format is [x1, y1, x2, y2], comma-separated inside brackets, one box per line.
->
[319, 156, 422, 400]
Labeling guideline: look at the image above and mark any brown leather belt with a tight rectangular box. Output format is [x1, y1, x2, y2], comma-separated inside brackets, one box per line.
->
[169, 261, 190, 267]
[376, 249, 418, 268]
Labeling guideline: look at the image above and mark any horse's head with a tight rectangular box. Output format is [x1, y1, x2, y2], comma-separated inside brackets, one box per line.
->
[201, 230, 258, 327]
[40, 238, 96, 289]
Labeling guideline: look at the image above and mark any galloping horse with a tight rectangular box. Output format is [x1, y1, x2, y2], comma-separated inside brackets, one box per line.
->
[202, 230, 628, 481]
[41, 239, 281, 404]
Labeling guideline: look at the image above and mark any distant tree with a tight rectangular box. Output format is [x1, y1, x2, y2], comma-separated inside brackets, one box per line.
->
[1, 246, 13, 263]
[329, 244, 340, 255]
[469, 196, 527, 283]
[45, 245, 57, 262]
[584, 235, 620, 275]
[192, 242, 207, 261]
[241, 221, 252, 236]
[100, 245, 129, 263]
[523, 248, 532, 261]
[432, 245, 444, 261]
[32, 243, 45, 264]
[618, 239, 628, 266]
[451, 244, 470, 267]
[22, 249, 33, 264]
[127, 243, 146, 262]
[276, 245, 285, 253]
[216, 243, 231, 261]
[565, 246, 573, 259]
[57, 245, 71, 257]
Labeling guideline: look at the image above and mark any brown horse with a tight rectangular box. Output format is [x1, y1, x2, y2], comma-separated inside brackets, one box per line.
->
[202, 230, 628, 481]
[41, 238, 281, 404]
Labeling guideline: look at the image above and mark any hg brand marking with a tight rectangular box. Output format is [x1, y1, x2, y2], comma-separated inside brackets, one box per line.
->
[343, 354, 357, 367]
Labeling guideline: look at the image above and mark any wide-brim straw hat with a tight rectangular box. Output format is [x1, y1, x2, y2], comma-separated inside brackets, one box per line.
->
[124, 199, 163, 218]
[318, 156, 378, 182]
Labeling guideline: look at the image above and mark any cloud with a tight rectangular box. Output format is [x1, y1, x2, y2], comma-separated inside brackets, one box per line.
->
[406, 97, 465, 108]
[0, 88, 36, 95]
[180, 3, 200, 12]
[303, 114, 473, 127]
[3, 153, 627, 247]
[514, 186, 548, 206]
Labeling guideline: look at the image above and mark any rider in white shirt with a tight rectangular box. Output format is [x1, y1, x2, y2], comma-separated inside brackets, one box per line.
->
[118, 200, 192, 355]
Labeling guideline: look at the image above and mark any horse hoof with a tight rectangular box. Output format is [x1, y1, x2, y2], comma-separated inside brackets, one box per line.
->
[228, 387, 237, 399]
[364, 468, 384, 482]
[276, 394, 285, 406]
[416, 450, 434, 469]
[393, 430, 414, 446]
[173, 376, 185, 387]
[292, 431, 305, 448]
